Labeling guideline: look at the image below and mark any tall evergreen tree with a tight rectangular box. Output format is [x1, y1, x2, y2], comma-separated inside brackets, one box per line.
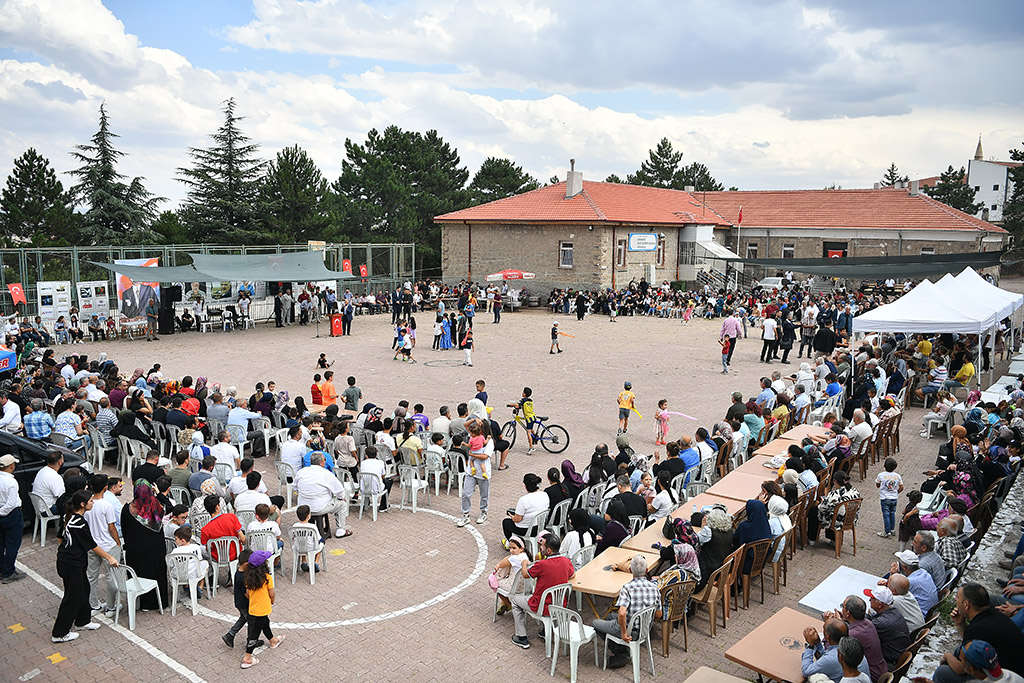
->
[604, 173, 624, 183]
[332, 126, 469, 273]
[258, 145, 330, 244]
[66, 104, 161, 244]
[178, 98, 266, 243]
[0, 148, 75, 246]
[467, 157, 538, 204]
[677, 161, 725, 192]
[880, 162, 909, 187]
[151, 211, 189, 245]
[627, 137, 683, 188]
[923, 165, 983, 215]
[1003, 143, 1024, 239]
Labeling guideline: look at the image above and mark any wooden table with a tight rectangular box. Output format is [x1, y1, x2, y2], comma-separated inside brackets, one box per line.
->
[798, 565, 882, 616]
[753, 438, 796, 458]
[569, 547, 660, 617]
[305, 404, 358, 418]
[734, 455, 779, 477]
[724, 607, 821, 683]
[684, 666, 751, 683]
[779, 424, 831, 442]
[620, 493, 745, 552]
[707, 472, 768, 502]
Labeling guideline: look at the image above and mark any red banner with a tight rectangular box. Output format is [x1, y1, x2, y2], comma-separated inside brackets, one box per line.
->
[330, 314, 344, 336]
[7, 283, 26, 306]
[827, 250, 844, 258]
[342, 259, 352, 273]
[358, 264, 368, 277]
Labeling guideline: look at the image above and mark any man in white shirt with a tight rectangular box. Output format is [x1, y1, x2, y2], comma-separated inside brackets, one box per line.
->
[84, 474, 120, 613]
[294, 452, 350, 538]
[760, 313, 779, 363]
[85, 378, 108, 402]
[227, 398, 265, 457]
[793, 384, 811, 412]
[433, 406, 452, 438]
[279, 426, 305, 475]
[770, 371, 788, 395]
[31, 452, 65, 514]
[227, 459, 269, 502]
[846, 410, 874, 456]
[211, 430, 241, 471]
[0, 393, 22, 433]
[0, 454, 25, 583]
[233, 471, 282, 520]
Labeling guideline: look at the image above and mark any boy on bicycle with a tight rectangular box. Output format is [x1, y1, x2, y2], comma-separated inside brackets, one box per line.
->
[507, 387, 538, 454]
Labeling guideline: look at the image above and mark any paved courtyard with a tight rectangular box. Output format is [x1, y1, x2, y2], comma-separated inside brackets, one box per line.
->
[0, 301, 1012, 682]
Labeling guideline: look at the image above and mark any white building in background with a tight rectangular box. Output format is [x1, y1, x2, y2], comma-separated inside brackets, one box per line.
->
[967, 137, 1020, 223]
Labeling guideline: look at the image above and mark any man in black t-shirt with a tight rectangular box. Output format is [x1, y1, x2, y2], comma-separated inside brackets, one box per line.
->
[725, 392, 746, 423]
[131, 451, 166, 488]
[611, 475, 647, 519]
[933, 583, 1024, 683]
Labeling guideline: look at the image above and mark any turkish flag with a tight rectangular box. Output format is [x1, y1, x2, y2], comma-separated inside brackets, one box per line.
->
[342, 259, 352, 273]
[358, 264, 368, 277]
[828, 250, 845, 258]
[7, 283, 26, 306]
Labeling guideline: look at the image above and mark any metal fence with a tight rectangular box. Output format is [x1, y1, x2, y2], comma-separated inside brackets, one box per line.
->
[0, 242, 416, 317]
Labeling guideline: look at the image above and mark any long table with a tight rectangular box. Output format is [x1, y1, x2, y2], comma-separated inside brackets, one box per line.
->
[569, 546, 660, 617]
[733, 455, 780, 477]
[724, 607, 821, 683]
[707, 471, 769, 502]
[778, 424, 831, 442]
[684, 667, 751, 683]
[620, 493, 745, 552]
[753, 437, 796, 458]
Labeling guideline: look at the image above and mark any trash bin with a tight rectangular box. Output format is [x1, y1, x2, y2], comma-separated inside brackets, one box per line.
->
[330, 314, 344, 336]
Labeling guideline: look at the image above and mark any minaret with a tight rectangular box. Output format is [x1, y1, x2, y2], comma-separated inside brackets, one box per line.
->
[974, 135, 984, 161]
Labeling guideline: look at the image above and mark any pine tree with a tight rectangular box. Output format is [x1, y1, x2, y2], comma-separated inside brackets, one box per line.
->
[880, 163, 909, 187]
[178, 98, 266, 243]
[1003, 143, 1024, 239]
[152, 211, 189, 244]
[258, 145, 330, 243]
[604, 174, 624, 183]
[467, 157, 539, 204]
[66, 104, 162, 244]
[676, 162, 725, 192]
[627, 138, 683, 188]
[0, 148, 75, 246]
[923, 165, 983, 215]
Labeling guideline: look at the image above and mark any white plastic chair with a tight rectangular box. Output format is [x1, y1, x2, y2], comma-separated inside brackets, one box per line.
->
[571, 545, 597, 609]
[188, 510, 211, 542]
[289, 525, 325, 585]
[549, 605, 599, 683]
[213, 463, 235, 488]
[108, 564, 164, 630]
[424, 450, 446, 496]
[275, 461, 297, 509]
[628, 515, 646, 536]
[357, 471, 385, 521]
[548, 498, 572, 537]
[165, 424, 182, 453]
[28, 492, 60, 547]
[602, 604, 657, 682]
[493, 569, 532, 623]
[445, 451, 468, 496]
[247, 530, 281, 574]
[235, 509, 257, 531]
[166, 552, 203, 616]
[205, 536, 240, 597]
[526, 582, 573, 658]
[169, 486, 192, 506]
[398, 465, 430, 512]
[522, 509, 550, 558]
[226, 424, 249, 459]
[151, 422, 168, 457]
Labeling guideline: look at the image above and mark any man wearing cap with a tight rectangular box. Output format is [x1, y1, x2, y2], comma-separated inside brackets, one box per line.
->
[888, 573, 925, 632]
[0, 454, 26, 583]
[801, 618, 871, 683]
[883, 550, 938, 616]
[725, 392, 746, 423]
[864, 586, 912, 668]
[935, 584, 1024, 683]
[959, 640, 1024, 683]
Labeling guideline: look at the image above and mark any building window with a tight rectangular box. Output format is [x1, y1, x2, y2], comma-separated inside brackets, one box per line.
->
[678, 241, 695, 265]
[921, 247, 935, 256]
[992, 204, 998, 211]
[994, 184, 1000, 191]
[974, 185, 981, 191]
[559, 241, 574, 269]
[656, 236, 666, 267]
[615, 239, 626, 269]
[746, 243, 758, 259]
[781, 243, 795, 259]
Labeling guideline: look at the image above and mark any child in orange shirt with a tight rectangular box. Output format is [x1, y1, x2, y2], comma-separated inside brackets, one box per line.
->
[241, 550, 284, 669]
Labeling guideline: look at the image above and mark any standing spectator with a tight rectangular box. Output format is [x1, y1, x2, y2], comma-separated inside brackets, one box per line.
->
[875, 458, 904, 538]
[0, 454, 25, 584]
[84, 474, 120, 614]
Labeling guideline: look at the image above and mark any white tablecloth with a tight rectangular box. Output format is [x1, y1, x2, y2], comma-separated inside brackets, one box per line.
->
[798, 565, 883, 615]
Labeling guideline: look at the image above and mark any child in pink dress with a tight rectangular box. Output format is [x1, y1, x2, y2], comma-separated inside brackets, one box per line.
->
[682, 302, 694, 325]
[655, 399, 670, 446]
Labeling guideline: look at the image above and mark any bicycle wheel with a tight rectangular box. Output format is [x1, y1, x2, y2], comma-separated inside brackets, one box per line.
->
[538, 424, 570, 454]
[501, 420, 517, 449]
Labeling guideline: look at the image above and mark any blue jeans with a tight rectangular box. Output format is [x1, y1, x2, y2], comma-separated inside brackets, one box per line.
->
[881, 498, 897, 535]
[0, 508, 24, 577]
[66, 434, 92, 451]
[722, 356, 729, 372]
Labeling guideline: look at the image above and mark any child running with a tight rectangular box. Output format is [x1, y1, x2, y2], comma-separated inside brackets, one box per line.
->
[241, 550, 284, 669]
[618, 381, 636, 435]
[223, 549, 254, 649]
[550, 321, 563, 354]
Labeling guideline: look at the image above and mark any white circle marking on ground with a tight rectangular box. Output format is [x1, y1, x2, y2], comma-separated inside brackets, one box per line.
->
[192, 507, 489, 628]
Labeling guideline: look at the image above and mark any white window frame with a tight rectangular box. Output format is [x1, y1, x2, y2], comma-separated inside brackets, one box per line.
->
[615, 239, 626, 269]
[921, 246, 935, 256]
[746, 243, 758, 259]
[559, 241, 574, 269]
[781, 243, 795, 259]
[656, 236, 666, 268]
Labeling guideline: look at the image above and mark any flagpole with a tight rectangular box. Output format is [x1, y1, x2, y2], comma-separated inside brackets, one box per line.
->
[735, 206, 743, 290]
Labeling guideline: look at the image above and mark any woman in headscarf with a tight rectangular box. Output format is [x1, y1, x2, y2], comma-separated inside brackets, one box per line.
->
[651, 542, 701, 594]
[466, 397, 487, 421]
[129, 368, 145, 385]
[767, 496, 792, 562]
[189, 430, 210, 465]
[696, 507, 734, 589]
[614, 434, 635, 467]
[733, 499, 773, 573]
[194, 376, 209, 402]
[133, 377, 151, 399]
[560, 460, 585, 499]
[110, 410, 159, 450]
[963, 407, 987, 436]
[18, 341, 35, 366]
[190, 477, 219, 518]
[120, 484, 168, 610]
[795, 362, 815, 394]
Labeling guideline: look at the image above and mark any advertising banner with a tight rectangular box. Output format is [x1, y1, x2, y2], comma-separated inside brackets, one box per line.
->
[115, 258, 160, 319]
[77, 280, 110, 318]
[36, 280, 72, 320]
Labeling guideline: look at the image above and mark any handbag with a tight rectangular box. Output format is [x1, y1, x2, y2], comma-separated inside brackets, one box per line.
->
[488, 571, 500, 591]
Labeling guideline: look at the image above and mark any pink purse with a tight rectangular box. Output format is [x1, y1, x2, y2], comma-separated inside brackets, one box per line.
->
[488, 572, 500, 591]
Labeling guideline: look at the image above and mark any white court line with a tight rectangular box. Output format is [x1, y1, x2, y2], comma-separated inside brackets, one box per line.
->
[16, 561, 206, 683]
[192, 507, 490, 628]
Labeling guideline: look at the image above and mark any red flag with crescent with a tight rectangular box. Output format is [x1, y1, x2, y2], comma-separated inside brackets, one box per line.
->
[342, 259, 352, 273]
[358, 264, 368, 277]
[7, 283, 26, 306]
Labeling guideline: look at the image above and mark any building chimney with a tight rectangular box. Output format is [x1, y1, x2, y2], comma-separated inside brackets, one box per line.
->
[909, 180, 919, 196]
[565, 158, 583, 198]
[873, 182, 881, 190]
[684, 185, 695, 193]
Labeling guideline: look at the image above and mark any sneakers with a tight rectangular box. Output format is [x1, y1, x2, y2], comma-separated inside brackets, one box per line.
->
[456, 517, 470, 527]
[74, 622, 101, 631]
[511, 635, 531, 649]
[476, 513, 487, 525]
[1, 572, 25, 584]
[526, 447, 536, 454]
[91, 603, 106, 613]
[103, 609, 117, 619]
[876, 531, 893, 538]
[223, 633, 235, 648]
[557, 349, 563, 353]
[52, 632, 80, 643]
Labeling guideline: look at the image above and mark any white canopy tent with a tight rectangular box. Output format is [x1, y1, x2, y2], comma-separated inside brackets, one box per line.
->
[954, 267, 1024, 321]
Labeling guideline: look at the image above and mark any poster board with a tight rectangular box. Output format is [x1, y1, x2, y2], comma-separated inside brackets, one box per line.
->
[115, 258, 160, 319]
[77, 280, 110, 318]
[233, 281, 266, 300]
[37, 280, 72, 320]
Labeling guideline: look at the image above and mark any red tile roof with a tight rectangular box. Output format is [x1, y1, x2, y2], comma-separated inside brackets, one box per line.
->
[435, 181, 722, 226]
[695, 187, 1007, 234]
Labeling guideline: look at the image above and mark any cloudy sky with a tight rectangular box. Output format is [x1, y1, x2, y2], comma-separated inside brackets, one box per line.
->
[1, 0, 1022, 207]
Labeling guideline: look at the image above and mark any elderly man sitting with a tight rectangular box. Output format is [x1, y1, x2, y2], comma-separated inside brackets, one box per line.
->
[801, 619, 871, 683]
[879, 550, 938, 617]
[591, 554, 663, 669]
[863, 586, 911, 668]
[294, 451, 351, 539]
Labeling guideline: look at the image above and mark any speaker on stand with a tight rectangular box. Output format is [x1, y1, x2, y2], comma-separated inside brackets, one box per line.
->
[158, 285, 182, 335]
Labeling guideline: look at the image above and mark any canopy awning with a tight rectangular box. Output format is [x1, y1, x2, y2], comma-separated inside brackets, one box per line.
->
[90, 251, 354, 284]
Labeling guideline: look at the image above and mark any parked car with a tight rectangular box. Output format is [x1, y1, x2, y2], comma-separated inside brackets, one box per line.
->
[755, 276, 786, 291]
[0, 430, 92, 528]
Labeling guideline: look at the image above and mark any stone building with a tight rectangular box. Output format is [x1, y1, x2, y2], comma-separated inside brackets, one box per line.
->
[437, 168, 1007, 290]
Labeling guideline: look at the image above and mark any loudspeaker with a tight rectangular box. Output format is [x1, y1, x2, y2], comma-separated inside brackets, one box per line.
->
[158, 308, 175, 335]
[164, 285, 183, 303]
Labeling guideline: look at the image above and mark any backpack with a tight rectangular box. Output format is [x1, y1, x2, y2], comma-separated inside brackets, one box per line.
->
[662, 517, 699, 547]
